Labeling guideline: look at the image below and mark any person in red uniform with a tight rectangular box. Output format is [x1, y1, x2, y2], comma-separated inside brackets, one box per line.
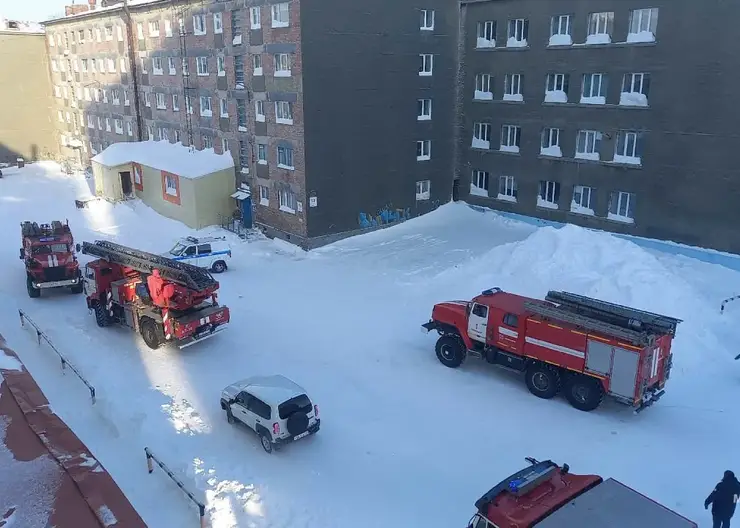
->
[147, 269, 165, 305]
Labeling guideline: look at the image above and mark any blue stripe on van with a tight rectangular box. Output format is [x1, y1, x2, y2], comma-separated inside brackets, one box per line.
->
[169, 250, 231, 261]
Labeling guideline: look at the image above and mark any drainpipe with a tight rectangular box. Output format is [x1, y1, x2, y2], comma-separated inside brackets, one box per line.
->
[122, 0, 144, 141]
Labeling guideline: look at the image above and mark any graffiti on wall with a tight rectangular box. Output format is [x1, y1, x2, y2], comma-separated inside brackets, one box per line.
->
[358, 206, 411, 229]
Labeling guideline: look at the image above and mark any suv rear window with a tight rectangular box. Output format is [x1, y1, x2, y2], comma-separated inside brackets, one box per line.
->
[278, 394, 312, 419]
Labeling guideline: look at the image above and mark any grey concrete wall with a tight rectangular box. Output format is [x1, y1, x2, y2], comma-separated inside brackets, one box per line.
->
[299, 0, 459, 238]
[459, 0, 740, 253]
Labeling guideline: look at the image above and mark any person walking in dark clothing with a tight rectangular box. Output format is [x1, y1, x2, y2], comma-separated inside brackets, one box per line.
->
[706, 470, 740, 528]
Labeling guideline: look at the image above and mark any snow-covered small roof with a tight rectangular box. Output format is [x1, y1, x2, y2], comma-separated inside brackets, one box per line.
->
[92, 140, 234, 179]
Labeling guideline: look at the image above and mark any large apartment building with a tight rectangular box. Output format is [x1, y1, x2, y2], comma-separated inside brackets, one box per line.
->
[43, 0, 457, 248]
[458, 0, 740, 254]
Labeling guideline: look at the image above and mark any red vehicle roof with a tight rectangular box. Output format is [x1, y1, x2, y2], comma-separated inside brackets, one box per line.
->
[472, 290, 546, 317]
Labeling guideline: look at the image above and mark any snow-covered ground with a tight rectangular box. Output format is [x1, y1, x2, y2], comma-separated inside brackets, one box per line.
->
[1, 162, 738, 527]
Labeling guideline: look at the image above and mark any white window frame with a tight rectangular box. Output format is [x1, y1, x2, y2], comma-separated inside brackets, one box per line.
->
[500, 125, 521, 153]
[213, 13, 223, 34]
[277, 145, 294, 169]
[575, 130, 602, 161]
[196, 56, 208, 76]
[165, 19, 172, 37]
[415, 180, 431, 201]
[124, 90, 130, 106]
[255, 100, 265, 122]
[199, 96, 212, 117]
[181, 57, 189, 76]
[126, 121, 133, 136]
[620, 72, 650, 106]
[279, 188, 296, 213]
[274, 53, 291, 77]
[474, 73, 492, 100]
[275, 101, 293, 124]
[105, 117, 111, 132]
[416, 140, 431, 161]
[419, 54, 433, 76]
[112, 89, 121, 105]
[120, 57, 127, 72]
[144, 92, 151, 107]
[507, 18, 528, 47]
[165, 173, 178, 196]
[136, 23, 143, 39]
[203, 135, 213, 149]
[271, 2, 289, 28]
[217, 56, 226, 76]
[104, 26, 113, 40]
[628, 8, 658, 42]
[156, 92, 166, 109]
[504, 73, 523, 101]
[609, 191, 635, 223]
[259, 185, 269, 206]
[545, 73, 568, 103]
[220, 98, 228, 118]
[581, 73, 606, 104]
[221, 137, 228, 153]
[498, 175, 517, 202]
[258, 143, 267, 164]
[550, 14, 573, 46]
[586, 12, 613, 44]
[538, 180, 560, 209]
[97, 116, 103, 130]
[114, 118, 123, 134]
[571, 185, 594, 214]
[168, 57, 176, 75]
[51, 59, 58, 72]
[250, 7, 261, 29]
[471, 170, 489, 197]
[614, 130, 641, 165]
[417, 98, 432, 120]
[149, 21, 160, 37]
[152, 56, 163, 75]
[253, 54, 263, 76]
[420, 9, 434, 31]
[540, 128, 562, 157]
[172, 94, 179, 111]
[476, 21, 495, 48]
[193, 14, 206, 35]
[472, 122, 491, 149]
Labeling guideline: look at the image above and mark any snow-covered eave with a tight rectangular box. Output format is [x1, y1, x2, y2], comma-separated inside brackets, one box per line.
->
[0, 29, 45, 35]
[42, 0, 170, 25]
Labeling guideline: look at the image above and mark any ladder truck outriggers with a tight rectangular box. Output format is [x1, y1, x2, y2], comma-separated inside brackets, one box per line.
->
[79, 240, 230, 350]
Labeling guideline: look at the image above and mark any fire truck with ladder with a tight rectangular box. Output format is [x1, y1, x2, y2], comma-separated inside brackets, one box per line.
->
[422, 288, 681, 412]
[20, 220, 83, 298]
[467, 457, 697, 527]
[79, 240, 230, 349]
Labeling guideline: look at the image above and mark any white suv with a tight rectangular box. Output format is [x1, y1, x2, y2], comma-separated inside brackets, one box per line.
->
[166, 236, 231, 273]
[220, 375, 320, 453]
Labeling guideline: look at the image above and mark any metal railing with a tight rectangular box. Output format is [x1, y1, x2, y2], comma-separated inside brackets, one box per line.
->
[18, 309, 96, 404]
[145, 447, 206, 527]
[218, 213, 251, 239]
[721, 294, 740, 314]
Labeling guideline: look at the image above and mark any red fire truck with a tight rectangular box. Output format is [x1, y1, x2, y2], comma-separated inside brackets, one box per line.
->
[80, 240, 230, 349]
[422, 288, 681, 412]
[468, 457, 697, 528]
[20, 220, 83, 297]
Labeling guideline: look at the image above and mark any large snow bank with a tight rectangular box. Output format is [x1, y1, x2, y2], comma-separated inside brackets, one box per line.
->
[91, 141, 234, 179]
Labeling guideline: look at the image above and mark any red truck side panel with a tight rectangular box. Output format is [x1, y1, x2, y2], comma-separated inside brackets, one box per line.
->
[522, 318, 588, 373]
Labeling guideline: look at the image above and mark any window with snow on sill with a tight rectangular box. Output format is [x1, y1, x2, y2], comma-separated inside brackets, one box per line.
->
[470, 183, 488, 197]
[474, 90, 493, 101]
[471, 137, 490, 149]
[619, 92, 648, 107]
[608, 212, 634, 224]
[500, 145, 519, 154]
[612, 154, 641, 165]
[537, 196, 558, 209]
[545, 90, 567, 103]
[575, 152, 600, 161]
[232, 34, 242, 45]
[476, 37, 495, 48]
[549, 34, 572, 46]
[497, 193, 516, 203]
[279, 205, 295, 214]
[585, 33, 611, 45]
[277, 164, 294, 170]
[570, 201, 594, 216]
[503, 93, 523, 102]
[540, 145, 562, 157]
[580, 95, 605, 105]
[627, 31, 655, 43]
[507, 37, 527, 48]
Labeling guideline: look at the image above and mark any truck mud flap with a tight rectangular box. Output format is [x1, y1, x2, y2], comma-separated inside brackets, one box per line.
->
[176, 323, 229, 349]
[421, 321, 438, 333]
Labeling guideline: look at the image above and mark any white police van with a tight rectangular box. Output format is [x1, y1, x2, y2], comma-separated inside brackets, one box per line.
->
[166, 236, 231, 273]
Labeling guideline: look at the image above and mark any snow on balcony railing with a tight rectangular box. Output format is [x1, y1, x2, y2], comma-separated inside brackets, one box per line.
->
[474, 90, 493, 101]
[540, 145, 562, 157]
[619, 92, 648, 107]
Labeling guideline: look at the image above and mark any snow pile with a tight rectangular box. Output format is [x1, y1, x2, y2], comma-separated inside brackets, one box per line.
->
[627, 31, 655, 43]
[620, 92, 648, 107]
[92, 141, 234, 179]
[540, 145, 562, 157]
[548, 34, 572, 46]
[544, 90, 567, 103]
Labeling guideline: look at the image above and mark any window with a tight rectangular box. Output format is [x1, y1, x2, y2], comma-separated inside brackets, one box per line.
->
[97, 58, 105, 72]
[470, 170, 489, 197]
[81, 59, 88, 72]
[420, 9, 434, 30]
[234, 55, 245, 86]
[112, 89, 121, 105]
[540, 128, 561, 157]
[500, 125, 521, 153]
[608, 191, 636, 223]
[126, 121, 133, 136]
[165, 19, 172, 37]
[234, 140, 248, 168]
[628, 8, 658, 42]
[149, 21, 160, 37]
[203, 136, 213, 149]
[504, 73, 523, 101]
[271, 2, 289, 28]
[219, 98, 228, 118]
[104, 26, 113, 40]
[221, 138, 228, 153]
[48, 34, 54, 47]
[550, 14, 572, 45]
[507, 18, 528, 47]
[144, 92, 151, 107]
[620, 73, 650, 106]
[51, 59, 58, 72]
[571, 185, 594, 215]
[253, 55, 263, 76]
[417, 98, 432, 120]
[545, 73, 569, 103]
[164, 173, 178, 196]
[474, 73, 492, 100]
[538, 180, 560, 209]
[255, 100, 265, 122]
[213, 13, 223, 34]
[114, 118, 123, 134]
[200, 96, 212, 117]
[257, 143, 267, 164]
[476, 21, 495, 48]
[259, 185, 269, 206]
[136, 23, 144, 39]
[64, 32, 70, 47]
[472, 122, 491, 149]
[196, 56, 208, 76]
[59, 110, 65, 123]
[117, 26, 123, 41]
[172, 94, 179, 111]
[419, 54, 433, 76]
[279, 187, 297, 213]
[581, 73, 607, 104]
[146, 125, 153, 139]
[181, 57, 189, 76]
[614, 131, 642, 165]
[124, 90, 130, 106]
[193, 14, 206, 35]
[65, 111, 71, 123]
[237, 99, 247, 129]
[575, 130, 602, 161]
[250, 7, 261, 29]
[168, 57, 176, 75]
[97, 116, 103, 130]
[275, 101, 293, 124]
[120, 57, 127, 72]
[587, 12, 613, 44]
[102, 89, 108, 103]
[54, 85, 61, 98]
[160, 128, 169, 142]
[105, 117, 111, 132]
[277, 145, 294, 168]
[174, 129, 181, 142]
[87, 29, 93, 41]
[498, 175, 517, 202]
[416, 140, 431, 161]
[274, 53, 290, 76]
[156, 92, 166, 109]
[416, 180, 431, 201]
[217, 56, 226, 76]
[152, 57, 163, 75]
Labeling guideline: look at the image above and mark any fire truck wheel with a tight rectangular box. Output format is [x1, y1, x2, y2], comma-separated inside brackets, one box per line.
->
[26, 277, 40, 298]
[93, 304, 110, 327]
[564, 376, 604, 412]
[435, 336, 466, 368]
[525, 364, 560, 399]
[140, 318, 162, 350]
[211, 261, 227, 273]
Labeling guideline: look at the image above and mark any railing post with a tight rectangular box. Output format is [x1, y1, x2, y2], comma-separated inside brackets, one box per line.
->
[145, 447, 153, 473]
[36, 329, 42, 345]
[19, 309, 24, 327]
[90, 386, 96, 404]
